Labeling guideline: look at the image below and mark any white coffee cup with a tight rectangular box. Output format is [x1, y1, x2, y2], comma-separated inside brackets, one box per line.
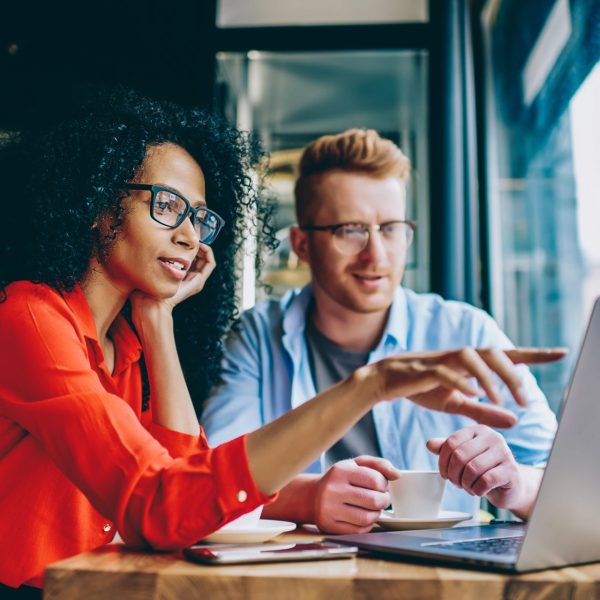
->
[219, 505, 264, 530]
[389, 470, 446, 519]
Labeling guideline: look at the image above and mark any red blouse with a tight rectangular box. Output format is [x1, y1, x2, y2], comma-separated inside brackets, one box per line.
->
[0, 281, 274, 588]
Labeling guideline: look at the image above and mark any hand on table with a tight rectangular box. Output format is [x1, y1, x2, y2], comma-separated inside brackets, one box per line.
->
[427, 425, 534, 514]
[313, 456, 399, 534]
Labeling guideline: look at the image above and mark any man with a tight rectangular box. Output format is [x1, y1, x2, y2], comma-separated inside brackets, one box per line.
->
[202, 129, 557, 534]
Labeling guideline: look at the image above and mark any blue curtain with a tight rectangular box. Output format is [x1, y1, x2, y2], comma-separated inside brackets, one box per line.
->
[429, 0, 480, 304]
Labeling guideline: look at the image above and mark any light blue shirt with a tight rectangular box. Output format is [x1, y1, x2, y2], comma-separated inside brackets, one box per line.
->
[202, 285, 557, 515]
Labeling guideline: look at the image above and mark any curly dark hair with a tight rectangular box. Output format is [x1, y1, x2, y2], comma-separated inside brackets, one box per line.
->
[0, 88, 277, 413]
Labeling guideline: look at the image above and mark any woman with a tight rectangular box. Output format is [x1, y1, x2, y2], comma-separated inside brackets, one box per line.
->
[0, 91, 562, 596]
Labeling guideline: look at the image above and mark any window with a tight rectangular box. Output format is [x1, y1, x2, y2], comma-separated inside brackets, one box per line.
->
[481, 0, 600, 410]
[215, 49, 429, 305]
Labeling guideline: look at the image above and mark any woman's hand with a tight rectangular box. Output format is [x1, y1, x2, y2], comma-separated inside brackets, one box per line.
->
[130, 244, 215, 332]
[163, 243, 216, 309]
[246, 346, 565, 496]
[127, 246, 215, 437]
[364, 347, 567, 428]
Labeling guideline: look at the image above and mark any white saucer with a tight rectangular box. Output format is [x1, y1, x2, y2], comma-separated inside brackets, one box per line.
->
[202, 519, 297, 544]
[377, 510, 472, 531]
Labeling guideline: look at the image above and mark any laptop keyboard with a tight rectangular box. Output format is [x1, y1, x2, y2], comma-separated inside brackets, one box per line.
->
[426, 536, 524, 555]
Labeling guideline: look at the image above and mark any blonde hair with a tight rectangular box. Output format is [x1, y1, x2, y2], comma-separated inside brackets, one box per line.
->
[294, 128, 410, 224]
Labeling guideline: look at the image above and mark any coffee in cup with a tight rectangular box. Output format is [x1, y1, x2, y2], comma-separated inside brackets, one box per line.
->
[388, 470, 446, 519]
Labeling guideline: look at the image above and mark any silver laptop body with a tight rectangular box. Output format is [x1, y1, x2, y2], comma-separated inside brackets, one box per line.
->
[329, 298, 600, 572]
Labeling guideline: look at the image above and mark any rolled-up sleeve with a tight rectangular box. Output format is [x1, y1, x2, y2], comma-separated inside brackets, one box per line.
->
[0, 288, 275, 552]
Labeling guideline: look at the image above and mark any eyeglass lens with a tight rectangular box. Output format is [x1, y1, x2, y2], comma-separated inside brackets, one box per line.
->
[152, 190, 219, 243]
[332, 223, 413, 255]
[195, 209, 221, 244]
[153, 190, 187, 227]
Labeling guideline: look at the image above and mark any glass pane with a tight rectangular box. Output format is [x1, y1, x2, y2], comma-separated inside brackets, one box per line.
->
[215, 49, 429, 302]
[482, 0, 600, 411]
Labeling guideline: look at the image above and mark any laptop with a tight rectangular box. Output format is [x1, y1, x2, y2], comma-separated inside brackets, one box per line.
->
[328, 298, 600, 572]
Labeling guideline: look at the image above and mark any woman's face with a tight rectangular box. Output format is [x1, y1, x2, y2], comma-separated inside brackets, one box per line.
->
[97, 143, 207, 299]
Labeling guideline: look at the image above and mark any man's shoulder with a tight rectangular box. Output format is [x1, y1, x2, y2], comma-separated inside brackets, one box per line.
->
[241, 288, 311, 320]
[240, 288, 298, 321]
[403, 288, 490, 321]
[399, 288, 499, 344]
[234, 287, 308, 337]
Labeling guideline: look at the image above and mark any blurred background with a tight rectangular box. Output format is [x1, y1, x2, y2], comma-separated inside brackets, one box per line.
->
[1, 0, 598, 412]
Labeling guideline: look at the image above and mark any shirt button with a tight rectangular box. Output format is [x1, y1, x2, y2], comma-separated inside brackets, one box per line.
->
[103, 524, 112, 533]
[236, 490, 248, 503]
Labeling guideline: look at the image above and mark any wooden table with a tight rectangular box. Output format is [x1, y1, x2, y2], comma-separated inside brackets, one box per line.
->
[44, 529, 600, 600]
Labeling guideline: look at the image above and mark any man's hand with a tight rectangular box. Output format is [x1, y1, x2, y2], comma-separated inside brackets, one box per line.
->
[427, 425, 541, 518]
[248, 347, 562, 499]
[313, 456, 399, 534]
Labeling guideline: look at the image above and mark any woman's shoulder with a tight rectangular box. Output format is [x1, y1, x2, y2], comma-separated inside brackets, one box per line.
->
[0, 282, 90, 357]
[2, 280, 63, 302]
[0, 281, 69, 321]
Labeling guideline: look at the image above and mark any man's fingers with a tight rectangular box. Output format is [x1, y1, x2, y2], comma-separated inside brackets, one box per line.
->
[329, 504, 382, 529]
[338, 486, 392, 512]
[445, 436, 489, 487]
[346, 463, 389, 492]
[471, 464, 509, 497]
[435, 427, 479, 479]
[354, 455, 401, 480]
[426, 438, 444, 455]
[460, 450, 505, 492]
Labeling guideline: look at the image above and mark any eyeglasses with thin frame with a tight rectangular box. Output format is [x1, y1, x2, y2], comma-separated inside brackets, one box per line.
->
[126, 183, 225, 245]
[300, 220, 416, 256]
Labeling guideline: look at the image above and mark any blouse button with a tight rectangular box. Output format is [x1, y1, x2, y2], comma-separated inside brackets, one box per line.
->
[236, 490, 248, 503]
[103, 524, 112, 533]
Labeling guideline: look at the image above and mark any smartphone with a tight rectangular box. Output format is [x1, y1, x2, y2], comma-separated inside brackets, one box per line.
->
[183, 541, 359, 565]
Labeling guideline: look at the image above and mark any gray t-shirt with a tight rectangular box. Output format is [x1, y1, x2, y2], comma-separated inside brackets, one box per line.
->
[305, 319, 382, 468]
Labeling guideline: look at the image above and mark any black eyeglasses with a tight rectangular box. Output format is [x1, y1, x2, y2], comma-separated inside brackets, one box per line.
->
[300, 220, 416, 255]
[126, 184, 225, 245]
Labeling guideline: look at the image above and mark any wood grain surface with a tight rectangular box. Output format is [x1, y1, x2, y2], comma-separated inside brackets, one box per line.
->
[43, 529, 600, 600]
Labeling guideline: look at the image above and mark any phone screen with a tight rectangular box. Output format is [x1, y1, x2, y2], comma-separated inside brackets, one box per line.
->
[183, 541, 358, 565]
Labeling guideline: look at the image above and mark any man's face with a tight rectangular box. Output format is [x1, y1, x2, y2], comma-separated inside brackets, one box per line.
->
[292, 170, 409, 315]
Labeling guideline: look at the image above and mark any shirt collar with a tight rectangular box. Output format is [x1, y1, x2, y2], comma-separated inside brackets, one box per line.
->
[109, 315, 143, 372]
[61, 285, 142, 372]
[282, 284, 314, 336]
[61, 284, 99, 341]
[381, 286, 409, 352]
[282, 283, 409, 352]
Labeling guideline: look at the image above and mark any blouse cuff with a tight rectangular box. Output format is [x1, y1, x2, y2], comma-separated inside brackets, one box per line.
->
[147, 422, 208, 458]
[210, 434, 278, 524]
